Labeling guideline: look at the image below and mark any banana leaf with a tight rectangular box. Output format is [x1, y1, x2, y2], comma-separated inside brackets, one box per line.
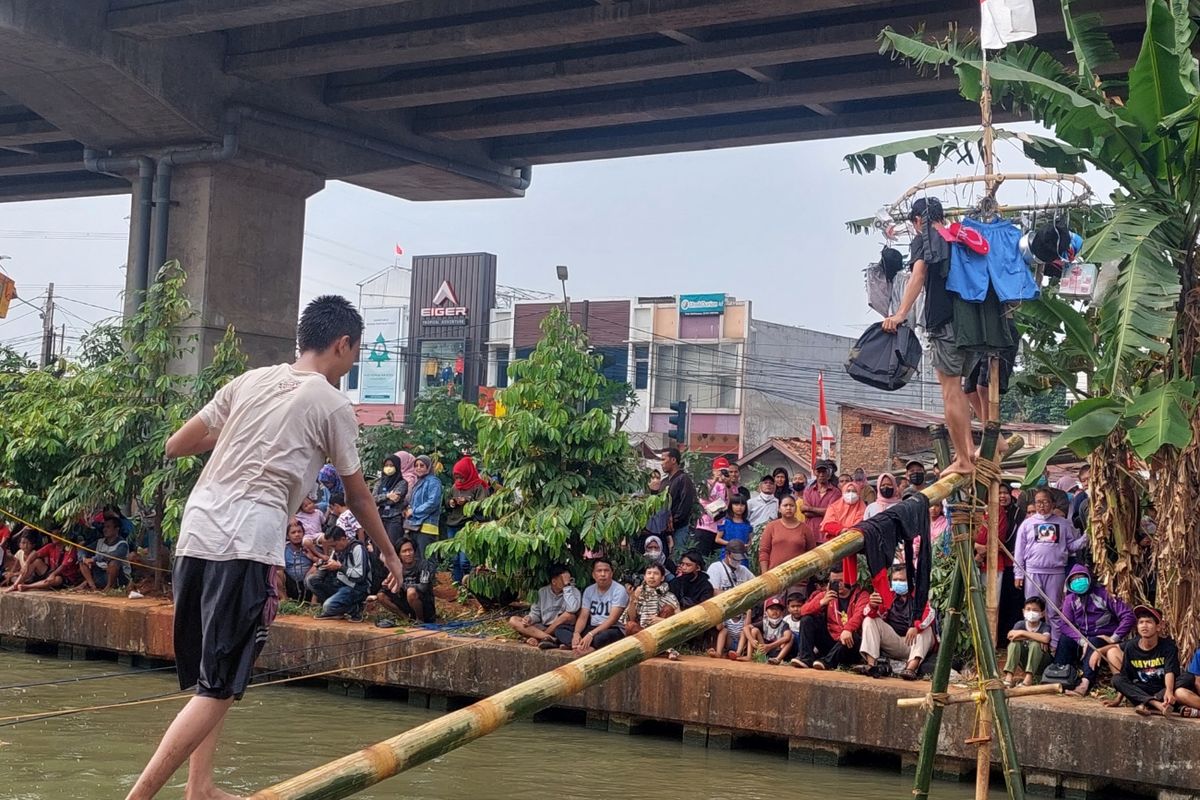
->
[1124, 379, 1197, 458]
[1024, 405, 1122, 483]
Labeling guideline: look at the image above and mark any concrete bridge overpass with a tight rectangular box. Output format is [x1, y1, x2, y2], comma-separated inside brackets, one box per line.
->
[0, 0, 1144, 367]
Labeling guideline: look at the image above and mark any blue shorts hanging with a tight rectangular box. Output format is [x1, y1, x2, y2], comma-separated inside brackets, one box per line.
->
[947, 217, 1039, 303]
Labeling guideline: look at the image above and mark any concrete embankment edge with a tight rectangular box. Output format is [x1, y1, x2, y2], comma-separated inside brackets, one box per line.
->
[2, 593, 1197, 799]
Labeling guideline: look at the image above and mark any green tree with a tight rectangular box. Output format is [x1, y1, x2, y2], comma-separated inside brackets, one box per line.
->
[845, 1, 1200, 651]
[435, 309, 660, 600]
[0, 260, 246, 582]
[357, 387, 473, 484]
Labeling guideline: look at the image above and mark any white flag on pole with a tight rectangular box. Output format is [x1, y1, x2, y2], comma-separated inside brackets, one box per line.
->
[980, 0, 1037, 51]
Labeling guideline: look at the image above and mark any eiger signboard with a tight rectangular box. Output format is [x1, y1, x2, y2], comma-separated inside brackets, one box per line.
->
[678, 293, 726, 315]
[421, 280, 468, 325]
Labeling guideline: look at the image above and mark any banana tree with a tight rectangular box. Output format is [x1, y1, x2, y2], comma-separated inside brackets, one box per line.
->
[844, 1, 1200, 653]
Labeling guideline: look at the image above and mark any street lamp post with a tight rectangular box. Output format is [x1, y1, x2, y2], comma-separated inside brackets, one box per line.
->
[556, 264, 569, 315]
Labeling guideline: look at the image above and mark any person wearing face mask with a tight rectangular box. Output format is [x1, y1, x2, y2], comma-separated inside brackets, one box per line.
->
[748, 475, 780, 527]
[818, 479, 867, 544]
[792, 566, 870, 670]
[855, 564, 935, 680]
[668, 550, 714, 612]
[373, 454, 409, 548]
[637, 535, 676, 583]
[1013, 488, 1087, 647]
[802, 460, 840, 542]
[1002, 597, 1052, 687]
[904, 460, 928, 496]
[1055, 564, 1135, 697]
[864, 473, 901, 520]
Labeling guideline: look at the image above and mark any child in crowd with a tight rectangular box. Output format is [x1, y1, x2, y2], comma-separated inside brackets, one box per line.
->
[2, 532, 34, 586]
[1112, 605, 1198, 717]
[716, 495, 752, 565]
[1003, 597, 1051, 687]
[778, 592, 807, 662]
[625, 563, 681, 660]
[710, 607, 753, 661]
[746, 596, 793, 665]
[296, 495, 326, 560]
[282, 519, 316, 601]
[328, 492, 361, 540]
[305, 527, 371, 622]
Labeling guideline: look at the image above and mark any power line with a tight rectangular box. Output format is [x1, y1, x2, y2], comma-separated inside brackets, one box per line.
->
[57, 296, 121, 315]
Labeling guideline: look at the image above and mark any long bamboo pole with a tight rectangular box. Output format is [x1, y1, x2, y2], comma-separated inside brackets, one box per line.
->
[971, 423, 1001, 800]
[249, 469, 984, 800]
[986, 358, 1002, 644]
[896, 682, 1061, 708]
[913, 425, 970, 800]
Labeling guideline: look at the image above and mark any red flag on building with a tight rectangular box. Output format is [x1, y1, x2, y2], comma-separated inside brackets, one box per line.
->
[394, 243, 404, 256]
[817, 372, 834, 459]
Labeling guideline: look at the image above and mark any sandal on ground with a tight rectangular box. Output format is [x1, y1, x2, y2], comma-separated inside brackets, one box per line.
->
[1178, 707, 1200, 718]
[767, 657, 781, 666]
[374, 618, 397, 629]
[667, 649, 681, 661]
[850, 664, 872, 676]
[1135, 704, 1154, 717]
[538, 639, 560, 650]
[900, 669, 919, 681]
[726, 651, 742, 661]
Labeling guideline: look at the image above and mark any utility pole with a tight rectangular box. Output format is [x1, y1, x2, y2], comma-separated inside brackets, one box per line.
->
[40, 282, 55, 367]
[60, 323, 66, 360]
[685, 393, 693, 452]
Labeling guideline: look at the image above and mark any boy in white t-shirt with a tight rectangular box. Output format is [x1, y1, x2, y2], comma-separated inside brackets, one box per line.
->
[126, 296, 405, 800]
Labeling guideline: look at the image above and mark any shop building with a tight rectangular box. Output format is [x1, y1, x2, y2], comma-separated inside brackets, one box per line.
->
[486, 292, 942, 456]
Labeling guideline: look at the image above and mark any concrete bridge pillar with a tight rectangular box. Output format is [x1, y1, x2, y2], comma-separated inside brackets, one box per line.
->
[143, 159, 324, 372]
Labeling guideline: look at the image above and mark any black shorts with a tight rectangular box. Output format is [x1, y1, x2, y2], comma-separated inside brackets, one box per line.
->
[173, 556, 278, 700]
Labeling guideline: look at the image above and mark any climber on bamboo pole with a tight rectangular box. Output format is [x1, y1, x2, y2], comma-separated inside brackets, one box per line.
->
[125, 296, 406, 800]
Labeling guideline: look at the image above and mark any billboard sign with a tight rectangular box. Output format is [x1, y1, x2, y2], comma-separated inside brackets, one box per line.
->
[678, 293, 726, 316]
[360, 307, 402, 404]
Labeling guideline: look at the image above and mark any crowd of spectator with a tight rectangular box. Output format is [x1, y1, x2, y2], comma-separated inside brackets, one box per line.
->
[1, 507, 145, 594]
[500, 449, 1200, 721]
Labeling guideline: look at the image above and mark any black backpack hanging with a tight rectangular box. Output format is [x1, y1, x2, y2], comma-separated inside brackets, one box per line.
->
[845, 322, 923, 391]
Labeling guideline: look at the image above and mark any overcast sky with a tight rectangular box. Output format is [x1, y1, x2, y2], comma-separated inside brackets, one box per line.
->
[0, 121, 1091, 360]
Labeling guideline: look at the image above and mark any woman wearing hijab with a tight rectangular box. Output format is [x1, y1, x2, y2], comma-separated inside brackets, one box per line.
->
[403, 455, 444, 561]
[772, 467, 793, 501]
[445, 456, 489, 582]
[819, 481, 867, 544]
[395, 451, 420, 495]
[635, 535, 677, 584]
[864, 473, 901, 520]
[373, 454, 409, 548]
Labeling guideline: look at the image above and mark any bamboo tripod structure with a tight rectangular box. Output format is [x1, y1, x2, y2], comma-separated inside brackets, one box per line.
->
[910, 423, 1025, 800]
[248, 451, 1023, 800]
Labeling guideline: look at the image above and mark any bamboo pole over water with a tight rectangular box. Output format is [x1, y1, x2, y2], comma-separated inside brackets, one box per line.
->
[249, 469, 984, 800]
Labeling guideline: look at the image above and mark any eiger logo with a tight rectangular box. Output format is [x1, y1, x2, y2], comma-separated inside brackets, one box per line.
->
[431, 280, 459, 306]
[421, 279, 468, 318]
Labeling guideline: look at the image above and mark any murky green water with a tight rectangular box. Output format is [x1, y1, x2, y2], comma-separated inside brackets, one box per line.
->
[0, 648, 986, 799]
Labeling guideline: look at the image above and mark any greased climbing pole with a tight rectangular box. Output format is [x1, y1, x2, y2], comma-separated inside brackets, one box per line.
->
[248, 445, 1024, 800]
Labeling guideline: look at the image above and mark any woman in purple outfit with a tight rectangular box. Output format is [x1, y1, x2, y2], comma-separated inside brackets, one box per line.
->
[1012, 488, 1087, 646]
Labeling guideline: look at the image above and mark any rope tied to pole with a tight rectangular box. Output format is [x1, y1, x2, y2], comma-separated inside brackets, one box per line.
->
[920, 691, 951, 712]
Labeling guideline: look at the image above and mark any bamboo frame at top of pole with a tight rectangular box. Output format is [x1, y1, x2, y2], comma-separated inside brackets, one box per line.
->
[249, 439, 1024, 800]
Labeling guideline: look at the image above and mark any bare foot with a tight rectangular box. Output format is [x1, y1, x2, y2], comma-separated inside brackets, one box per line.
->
[1102, 695, 1124, 708]
[1134, 704, 1153, 716]
[941, 458, 975, 478]
[1067, 680, 1090, 697]
[706, 648, 719, 658]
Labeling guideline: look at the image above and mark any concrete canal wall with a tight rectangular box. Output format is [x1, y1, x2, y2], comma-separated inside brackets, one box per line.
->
[2, 593, 1197, 799]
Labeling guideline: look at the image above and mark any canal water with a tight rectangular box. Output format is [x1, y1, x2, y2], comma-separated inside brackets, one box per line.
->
[0, 648, 987, 799]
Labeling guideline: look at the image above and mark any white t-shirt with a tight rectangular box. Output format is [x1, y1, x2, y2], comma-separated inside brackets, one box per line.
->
[581, 582, 629, 626]
[707, 559, 755, 594]
[176, 364, 361, 566]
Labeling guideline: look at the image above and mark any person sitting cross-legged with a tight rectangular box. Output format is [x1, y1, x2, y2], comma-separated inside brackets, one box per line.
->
[556, 557, 628, 655]
[508, 563, 581, 649]
[625, 562, 681, 660]
[376, 537, 437, 623]
[1003, 597, 1052, 687]
[746, 596, 794, 665]
[79, 515, 131, 591]
[1111, 605, 1197, 717]
[305, 526, 371, 621]
[791, 565, 869, 670]
[854, 564, 935, 680]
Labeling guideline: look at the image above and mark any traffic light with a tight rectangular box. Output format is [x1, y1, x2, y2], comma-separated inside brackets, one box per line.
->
[667, 400, 688, 446]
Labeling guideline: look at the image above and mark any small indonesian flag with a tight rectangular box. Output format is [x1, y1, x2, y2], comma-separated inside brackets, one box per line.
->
[817, 372, 835, 459]
[980, 0, 1037, 51]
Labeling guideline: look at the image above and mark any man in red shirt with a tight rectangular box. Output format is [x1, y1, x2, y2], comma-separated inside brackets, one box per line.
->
[790, 565, 870, 670]
[802, 460, 840, 543]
